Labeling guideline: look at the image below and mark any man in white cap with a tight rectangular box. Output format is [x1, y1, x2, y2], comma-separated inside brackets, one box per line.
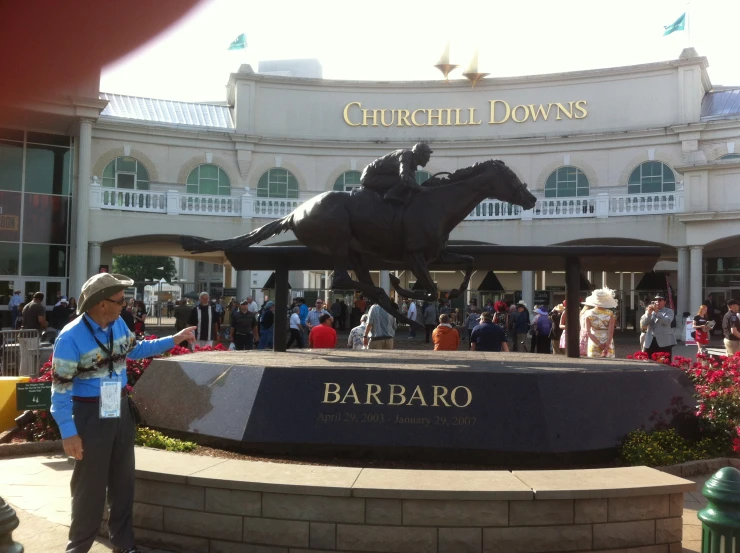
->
[52, 296, 70, 331]
[50, 273, 195, 553]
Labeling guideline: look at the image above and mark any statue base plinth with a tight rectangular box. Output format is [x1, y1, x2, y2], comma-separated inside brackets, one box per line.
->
[133, 350, 695, 467]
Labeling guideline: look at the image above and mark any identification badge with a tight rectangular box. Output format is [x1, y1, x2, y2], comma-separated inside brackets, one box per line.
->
[100, 379, 121, 419]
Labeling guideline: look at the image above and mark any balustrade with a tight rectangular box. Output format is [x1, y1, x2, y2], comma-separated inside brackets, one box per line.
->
[91, 182, 685, 222]
[99, 189, 166, 212]
[178, 194, 241, 216]
[252, 198, 301, 218]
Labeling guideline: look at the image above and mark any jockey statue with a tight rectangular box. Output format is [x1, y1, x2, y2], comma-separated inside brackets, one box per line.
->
[360, 143, 433, 204]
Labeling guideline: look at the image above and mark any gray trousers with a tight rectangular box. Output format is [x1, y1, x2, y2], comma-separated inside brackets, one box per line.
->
[67, 396, 135, 553]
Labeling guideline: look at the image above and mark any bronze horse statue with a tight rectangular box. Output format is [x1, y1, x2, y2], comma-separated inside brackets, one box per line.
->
[181, 159, 537, 328]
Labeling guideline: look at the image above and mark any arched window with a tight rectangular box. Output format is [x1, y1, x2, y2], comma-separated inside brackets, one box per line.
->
[416, 171, 432, 185]
[544, 166, 589, 198]
[627, 162, 675, 194]
[257, 168, 299, 198]
[101, 157, 150, 190]
[186, 164, 231, 195]
[719, 153, 740, 161]
[333, 170, 362, 191]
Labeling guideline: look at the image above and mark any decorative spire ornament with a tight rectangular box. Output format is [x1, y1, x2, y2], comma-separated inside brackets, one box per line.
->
[434, 42, 458, 81]
[462, 49, 488, 88]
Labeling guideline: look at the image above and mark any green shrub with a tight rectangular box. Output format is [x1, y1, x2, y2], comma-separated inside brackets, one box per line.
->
[135, 427, 197, 452]
[619, 428, 731, 467]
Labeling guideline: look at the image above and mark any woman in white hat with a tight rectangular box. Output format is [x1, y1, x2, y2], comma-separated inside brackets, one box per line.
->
[584, 288, 618, 358]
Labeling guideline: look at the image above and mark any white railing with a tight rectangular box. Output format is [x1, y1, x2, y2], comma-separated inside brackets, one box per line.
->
[252, 198, 301, 218]
[91, 181, 686, 222]
[532, 197, 598, 219]
[178, 195, 241, 216]
[98, 188, 167, 213]
[467, 191, 684, 221]
[467, 200, 522, 220]
[91, 183, 243, 217]
[608, 192, 684, 216]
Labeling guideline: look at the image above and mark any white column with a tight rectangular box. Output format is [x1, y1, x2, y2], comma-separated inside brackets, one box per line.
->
[324, 270, 330, 303]
[236, 270, 251, 300]
[630, 273, 635, 309]
[619, 272, 625, 331]
[541, 271, 546, 290]
[180, 259, 196, 284]
[677, 247, 689, 319]
[521, 271, 534, 313]
[689, 246, 704, 314]
[601, 271, 608, 288]
[70, 119, 93, 294]
[379, 270, 391, 297]
[87, 242, 101, 277]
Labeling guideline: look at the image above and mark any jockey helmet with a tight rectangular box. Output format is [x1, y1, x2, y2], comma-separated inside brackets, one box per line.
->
[412, 143, 433, 155]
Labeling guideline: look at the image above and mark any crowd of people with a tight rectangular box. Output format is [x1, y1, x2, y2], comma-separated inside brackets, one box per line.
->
[9, 285, 740, 359]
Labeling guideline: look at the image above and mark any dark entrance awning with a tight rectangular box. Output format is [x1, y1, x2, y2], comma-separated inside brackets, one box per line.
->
[635, 271, 669, 291]
[261, 272, 292, 290]
[581, 273, 594, 291]
[477, 271, 504, 291]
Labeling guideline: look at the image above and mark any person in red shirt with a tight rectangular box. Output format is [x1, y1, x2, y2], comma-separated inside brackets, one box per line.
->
[309, 313, 337, 349]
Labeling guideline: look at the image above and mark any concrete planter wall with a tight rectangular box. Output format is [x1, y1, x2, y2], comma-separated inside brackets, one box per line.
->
[123, 448, 695, 553]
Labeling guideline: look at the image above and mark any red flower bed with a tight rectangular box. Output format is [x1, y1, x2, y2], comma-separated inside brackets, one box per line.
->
[18, 337, 228, 442]
[628, 350, 740, 454]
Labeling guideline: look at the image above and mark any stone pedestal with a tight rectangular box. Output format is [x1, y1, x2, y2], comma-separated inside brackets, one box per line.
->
[133, 350, 695, 465]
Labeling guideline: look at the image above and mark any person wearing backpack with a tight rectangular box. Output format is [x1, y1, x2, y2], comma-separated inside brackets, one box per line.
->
[492, 300, 509, 348]
[464, 307, 481, 348]
[531, 306, 552, 353]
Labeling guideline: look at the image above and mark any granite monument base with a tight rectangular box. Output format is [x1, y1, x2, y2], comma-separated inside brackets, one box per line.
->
[133, 350, 696, 466]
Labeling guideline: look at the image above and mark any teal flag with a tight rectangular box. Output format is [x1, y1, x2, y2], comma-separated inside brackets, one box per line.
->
[228, 33, 247, 50]
[663, 13, 686, 36]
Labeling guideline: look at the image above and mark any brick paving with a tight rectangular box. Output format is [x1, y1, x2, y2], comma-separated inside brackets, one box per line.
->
[0, 454, 710, 552]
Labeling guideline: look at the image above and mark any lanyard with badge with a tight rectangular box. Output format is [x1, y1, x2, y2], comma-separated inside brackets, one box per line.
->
[82, 317, 121, 419]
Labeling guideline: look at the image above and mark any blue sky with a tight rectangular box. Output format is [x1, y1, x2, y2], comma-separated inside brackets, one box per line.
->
[101, 0, 738, 102]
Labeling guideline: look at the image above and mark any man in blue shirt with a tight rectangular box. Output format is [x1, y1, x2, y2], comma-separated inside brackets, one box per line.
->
[298, 297, 309, 331]
[8, 289, 22, 328]
[51, 273, 195, 553]
[470, 311, 510, 352]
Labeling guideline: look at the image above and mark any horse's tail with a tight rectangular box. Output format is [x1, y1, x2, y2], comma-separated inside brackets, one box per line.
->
[180, 214, 295, 253]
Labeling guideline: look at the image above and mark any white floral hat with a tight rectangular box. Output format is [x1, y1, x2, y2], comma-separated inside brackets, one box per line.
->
[583, 287, 618, 309]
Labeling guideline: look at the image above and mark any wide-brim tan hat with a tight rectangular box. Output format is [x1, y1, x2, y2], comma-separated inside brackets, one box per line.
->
[583, 287, 618, 310]
[77, 273, 134, 315]
[552, 303, 565, 312]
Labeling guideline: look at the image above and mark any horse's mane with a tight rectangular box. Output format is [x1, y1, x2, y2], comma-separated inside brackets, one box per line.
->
[424, 159, 501, 188]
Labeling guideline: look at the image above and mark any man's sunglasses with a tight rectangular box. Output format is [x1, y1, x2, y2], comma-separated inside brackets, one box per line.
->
[105, 298, 126, 306]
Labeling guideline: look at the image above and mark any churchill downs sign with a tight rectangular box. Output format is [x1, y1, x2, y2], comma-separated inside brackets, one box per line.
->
[343, 100, 588, 127]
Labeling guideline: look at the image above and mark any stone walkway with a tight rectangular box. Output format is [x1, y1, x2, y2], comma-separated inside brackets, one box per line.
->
[0, 453, 709, 553]
[0, 454, 173, 553]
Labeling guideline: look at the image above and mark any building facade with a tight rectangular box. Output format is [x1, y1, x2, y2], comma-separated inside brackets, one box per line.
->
[1, 48, 739, 325]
